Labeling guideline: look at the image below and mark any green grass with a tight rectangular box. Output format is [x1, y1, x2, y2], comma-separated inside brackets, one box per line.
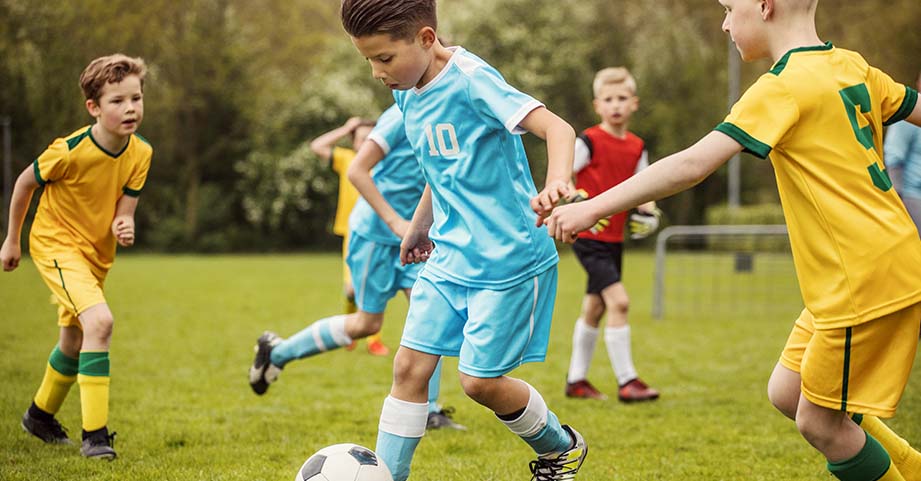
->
[1, 252, 919, 480]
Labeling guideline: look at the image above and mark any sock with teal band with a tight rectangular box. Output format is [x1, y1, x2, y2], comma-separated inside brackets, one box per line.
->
[828, 432, 901, 481]
[78, 351, 110, 432]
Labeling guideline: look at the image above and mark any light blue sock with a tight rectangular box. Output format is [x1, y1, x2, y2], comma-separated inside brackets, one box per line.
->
[377, 396, 428, 481]
[500, 382, 572, 455]
[428, 358, 443, 414]
[270, 315, 351, 367]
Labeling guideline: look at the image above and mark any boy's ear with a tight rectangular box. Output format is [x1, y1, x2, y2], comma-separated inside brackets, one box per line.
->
[85, 99, 101, 118]
[760, 0, 775, 20]
[417, 26, 437, 49]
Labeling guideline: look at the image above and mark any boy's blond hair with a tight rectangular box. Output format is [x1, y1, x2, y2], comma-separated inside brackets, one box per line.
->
[79, 54, 147, 103]
[593, 67, 637, 98]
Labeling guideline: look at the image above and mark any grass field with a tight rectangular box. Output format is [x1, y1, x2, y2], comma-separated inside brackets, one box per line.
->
[1, 252, 919, 480]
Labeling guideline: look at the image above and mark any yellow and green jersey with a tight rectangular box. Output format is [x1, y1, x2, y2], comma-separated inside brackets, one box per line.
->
[30, 126, 152, 272]
[715, 42, 921, 329]
[331, 146, 359, 237]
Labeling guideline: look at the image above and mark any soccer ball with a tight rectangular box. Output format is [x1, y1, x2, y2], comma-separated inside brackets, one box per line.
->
[295, 443, 393, 481]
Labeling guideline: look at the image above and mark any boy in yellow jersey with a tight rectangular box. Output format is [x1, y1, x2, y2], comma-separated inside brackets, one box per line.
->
[309, 117, 390, 356]
[1, 54, 152, 460]
[545, 1, 921, 480]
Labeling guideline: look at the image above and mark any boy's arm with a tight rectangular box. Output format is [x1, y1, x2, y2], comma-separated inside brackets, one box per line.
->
[111, 194, 140, 247]
[309, 117, 363, 163]
[346, 140, 411, 238]
[545, 131, 743, 242]
[906, 98, 921, 127]
[400, 185, 434, 265]
[519, 107, 576, 222]
[1, 165, 40, 271]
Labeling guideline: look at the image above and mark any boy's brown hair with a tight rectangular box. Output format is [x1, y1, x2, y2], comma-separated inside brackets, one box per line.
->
[79, 54, 147, 103]
[340, 0, 437, 40]
[592, 67, 637, 98]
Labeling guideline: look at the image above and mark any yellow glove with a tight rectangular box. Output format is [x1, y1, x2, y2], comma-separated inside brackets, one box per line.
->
[629, 208, 663, 240]
[555, 189, 609, 234]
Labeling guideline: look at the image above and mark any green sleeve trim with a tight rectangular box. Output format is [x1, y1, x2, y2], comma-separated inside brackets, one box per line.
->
[49, 346, 79, 376]
[33, 159, 46, 186]
[714, 122, 772, 159]
[122, 186, 142, 197]
[884, 86, 918, 126]
[134, 133, 152, 147]
[65, 128, 90, 150]
[78, 351, 110, 377]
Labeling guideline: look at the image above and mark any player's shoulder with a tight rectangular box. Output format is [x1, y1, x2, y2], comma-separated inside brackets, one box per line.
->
[58, 126, 93, 151]
[451, 47, 507, 85]
[130, 132, 154, 157]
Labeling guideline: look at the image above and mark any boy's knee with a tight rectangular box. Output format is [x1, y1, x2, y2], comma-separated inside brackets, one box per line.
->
[391, 350, 429, 387]
[459, 375, 495, 403]
[81, 309, 115, 341]
[351, 312, 383, 338]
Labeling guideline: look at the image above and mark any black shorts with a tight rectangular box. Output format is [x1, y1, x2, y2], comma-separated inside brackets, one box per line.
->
[572, 238, 623, 294]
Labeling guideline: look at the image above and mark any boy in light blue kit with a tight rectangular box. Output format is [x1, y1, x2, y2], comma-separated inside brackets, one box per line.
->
[341, 1, 588, 480]
[248, 104, 465, 430]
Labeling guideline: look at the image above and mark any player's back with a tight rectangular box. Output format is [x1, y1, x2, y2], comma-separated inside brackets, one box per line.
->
[30, 126, 152, 271]
[392, 47, 557, 289]
[720, 43, 921, 327]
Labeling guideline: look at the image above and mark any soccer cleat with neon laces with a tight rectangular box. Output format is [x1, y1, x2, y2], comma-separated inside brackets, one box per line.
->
[564, 379, 608, 400]
[529, 425, 588, 480]
[617, 378, 659, 403]
[21, 409, 70, 444]
[249, 331, 283, 395]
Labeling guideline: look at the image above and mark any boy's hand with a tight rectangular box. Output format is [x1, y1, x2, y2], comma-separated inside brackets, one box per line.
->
[532, 179, 573, 226]
[544, 199, 605, 243]
[0, 238, 21, 271]
[112, 216, 135, 247]
[344, 116, 363, 131]
[400, 225, 434, 265]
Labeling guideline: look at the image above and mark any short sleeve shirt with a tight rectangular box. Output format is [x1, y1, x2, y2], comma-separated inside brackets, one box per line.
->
[331, 147, 360, 237]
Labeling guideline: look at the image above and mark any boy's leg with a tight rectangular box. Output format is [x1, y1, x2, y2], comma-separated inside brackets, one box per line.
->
[600, 282, 658, 402]
[78, 303, 117, 459]
[24, 325, 82, 444]
[377, 347, 440, 481]
[425, 358, 466, 430]
[565, 295, 606, 400]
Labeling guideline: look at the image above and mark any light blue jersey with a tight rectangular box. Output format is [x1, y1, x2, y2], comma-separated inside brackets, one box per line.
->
[392, 47, 558, 289]
[885, 120, 921, 199]
[349, 104, 426, 245]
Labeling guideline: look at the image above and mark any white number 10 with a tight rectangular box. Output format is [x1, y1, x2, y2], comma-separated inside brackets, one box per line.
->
[424, 123, 460, 156]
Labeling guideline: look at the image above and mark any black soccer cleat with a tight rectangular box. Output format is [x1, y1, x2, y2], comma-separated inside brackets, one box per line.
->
[249, 331, 283, 395]
[21, 409, 71, 444]
[426, 407, 467, 431]
[80, 428, 117, 460]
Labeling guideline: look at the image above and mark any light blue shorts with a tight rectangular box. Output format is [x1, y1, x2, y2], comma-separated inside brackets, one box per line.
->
[346, 232, 422, 314]
[401, 266, 558, 378]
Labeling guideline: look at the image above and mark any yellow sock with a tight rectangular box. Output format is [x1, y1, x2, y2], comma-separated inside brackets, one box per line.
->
[33, 347, 78, 414]
[78, 351, 110, 432]
[345, 297, 357, 315]
[877, 462, 908, 481]
[855, 414, 921, 480]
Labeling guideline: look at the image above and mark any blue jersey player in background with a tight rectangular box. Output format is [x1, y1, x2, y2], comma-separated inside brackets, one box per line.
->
[342, 1, 589, 480]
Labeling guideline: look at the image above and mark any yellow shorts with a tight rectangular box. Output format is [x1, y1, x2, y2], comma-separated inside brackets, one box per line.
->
[779, 304, 921, 418]
[32, 256, 107, 328]
[341, 234, 352, 287]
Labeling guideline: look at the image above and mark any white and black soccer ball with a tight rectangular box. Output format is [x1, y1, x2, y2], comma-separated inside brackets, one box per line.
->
[295, 443, 393, 481]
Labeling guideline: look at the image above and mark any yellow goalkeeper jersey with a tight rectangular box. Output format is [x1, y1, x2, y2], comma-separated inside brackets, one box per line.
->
[715, 42, 921, 329]
[331, 146, 359, 237]
[30, 126, 152, 272]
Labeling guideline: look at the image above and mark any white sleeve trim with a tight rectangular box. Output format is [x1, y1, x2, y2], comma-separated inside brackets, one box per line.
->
[505, 99, 545, 134]
[634, 150, 649, 175]
[368, 133, 391, 155]
[573, 138, 591, 173]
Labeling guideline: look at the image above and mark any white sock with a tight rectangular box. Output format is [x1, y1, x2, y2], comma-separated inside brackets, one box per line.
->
[567, 319, 598, 383]
[605, 325, 637, 386]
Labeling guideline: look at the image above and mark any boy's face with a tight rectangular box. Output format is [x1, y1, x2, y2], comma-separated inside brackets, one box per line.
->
[351, 31, 432, 90]
[86, 74, 144, 137]
[593, 83, 638, 128]
[719, 0, 770, 61]
[353, 125, 373, 150]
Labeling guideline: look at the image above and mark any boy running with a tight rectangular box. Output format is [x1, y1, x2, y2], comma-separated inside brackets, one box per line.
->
[341, 1, 588, 479]
[1, 54, 152, 459]
[546, 1, 921, 479]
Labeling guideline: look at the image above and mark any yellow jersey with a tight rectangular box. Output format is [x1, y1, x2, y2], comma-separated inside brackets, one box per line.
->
[715, 43, 921, 329]
[29, 126, 152, 272]
[331, 146, 359, 237]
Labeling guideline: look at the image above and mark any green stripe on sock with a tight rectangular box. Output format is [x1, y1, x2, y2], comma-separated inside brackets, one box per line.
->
[49, 346, 79, 376]
[828, 433, 891, 481]
[851, 413, 864, 426]
[79, 352, 110, 377]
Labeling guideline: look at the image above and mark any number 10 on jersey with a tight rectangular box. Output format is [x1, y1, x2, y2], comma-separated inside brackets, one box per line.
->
[424, 123, 460, 156]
